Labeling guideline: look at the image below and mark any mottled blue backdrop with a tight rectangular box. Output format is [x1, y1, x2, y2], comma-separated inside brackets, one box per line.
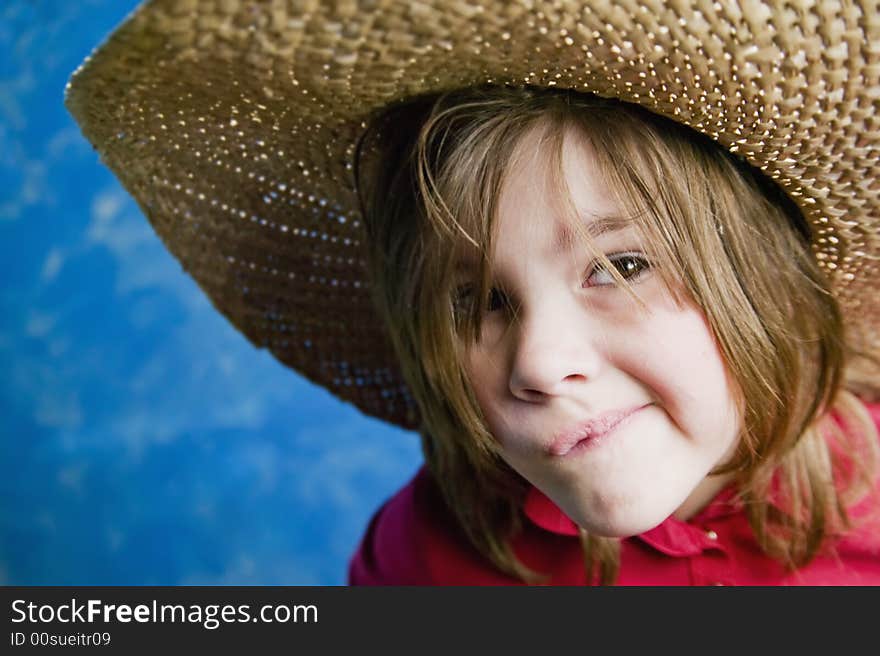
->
[1, 0, 422, 585]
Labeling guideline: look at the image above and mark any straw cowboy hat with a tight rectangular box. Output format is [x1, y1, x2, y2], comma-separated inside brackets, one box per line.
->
[65, 0, 880, 429]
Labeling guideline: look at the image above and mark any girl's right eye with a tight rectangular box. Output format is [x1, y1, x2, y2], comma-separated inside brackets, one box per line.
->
[485, 288, 507, 312]
[452, 285, 508, 315]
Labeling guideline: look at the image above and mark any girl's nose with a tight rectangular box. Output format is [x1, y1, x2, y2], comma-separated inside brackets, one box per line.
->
[507, 305, 604, 401]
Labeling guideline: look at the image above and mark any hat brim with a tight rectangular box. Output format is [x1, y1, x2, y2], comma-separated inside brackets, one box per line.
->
[65, 0, 880, 426]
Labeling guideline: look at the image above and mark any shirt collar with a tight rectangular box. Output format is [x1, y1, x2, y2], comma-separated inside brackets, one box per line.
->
[523, 483, 741, 556]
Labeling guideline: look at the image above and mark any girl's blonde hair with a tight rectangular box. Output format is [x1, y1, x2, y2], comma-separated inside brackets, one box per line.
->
[357, 85, 879, 584]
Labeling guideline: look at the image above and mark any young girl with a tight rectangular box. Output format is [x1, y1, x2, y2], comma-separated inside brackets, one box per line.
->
[65, 0, 879, 585]
[350, 85, 880, 585]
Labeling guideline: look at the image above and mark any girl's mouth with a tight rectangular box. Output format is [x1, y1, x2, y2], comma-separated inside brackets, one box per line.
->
[548, 404, 650, 457]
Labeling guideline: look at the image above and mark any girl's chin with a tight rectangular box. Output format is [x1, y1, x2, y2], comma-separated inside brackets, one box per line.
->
[564, 492, 688, 538]
[575, 516, 667, 539]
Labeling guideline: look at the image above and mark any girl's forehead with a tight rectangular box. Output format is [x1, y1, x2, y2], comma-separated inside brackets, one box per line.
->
[443, 116, 646, 273]
[503, 126, 619, 215]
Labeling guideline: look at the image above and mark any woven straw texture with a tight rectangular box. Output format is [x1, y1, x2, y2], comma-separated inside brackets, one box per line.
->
[65, 0, 879, 429]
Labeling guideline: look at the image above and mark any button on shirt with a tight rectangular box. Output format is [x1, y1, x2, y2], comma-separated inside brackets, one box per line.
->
[349, 402, 880, 585]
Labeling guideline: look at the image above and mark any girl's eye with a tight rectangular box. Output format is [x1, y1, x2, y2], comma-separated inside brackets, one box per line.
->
[452, 286, 508, 315]
[586, 252, 651, 287]
[485, 288, 508, 312]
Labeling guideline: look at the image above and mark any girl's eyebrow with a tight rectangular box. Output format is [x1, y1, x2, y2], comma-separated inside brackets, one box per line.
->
[452, 215, 635, 272]
[453, 258, 479, 274]
[556, 215, 635, 250]
[451, 248, 486, 273]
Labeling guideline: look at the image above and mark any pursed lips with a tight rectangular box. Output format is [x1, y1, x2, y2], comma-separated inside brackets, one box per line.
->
[547, 404, 650, 457]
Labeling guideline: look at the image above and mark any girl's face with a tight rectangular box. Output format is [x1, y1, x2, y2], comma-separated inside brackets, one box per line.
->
[459, 125, 742, 537]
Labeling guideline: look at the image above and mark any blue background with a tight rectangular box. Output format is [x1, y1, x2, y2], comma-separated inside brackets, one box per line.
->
[1, 0, 422, 585]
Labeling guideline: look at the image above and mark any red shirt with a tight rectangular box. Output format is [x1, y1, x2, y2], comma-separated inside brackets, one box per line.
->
[348, 403, 880, 585]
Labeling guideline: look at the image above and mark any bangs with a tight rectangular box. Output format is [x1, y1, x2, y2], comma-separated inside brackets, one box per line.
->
[418, 94, 693, 346]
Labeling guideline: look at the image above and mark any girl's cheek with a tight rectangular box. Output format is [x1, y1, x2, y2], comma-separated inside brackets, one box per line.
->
[624, 305, 734, 428]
